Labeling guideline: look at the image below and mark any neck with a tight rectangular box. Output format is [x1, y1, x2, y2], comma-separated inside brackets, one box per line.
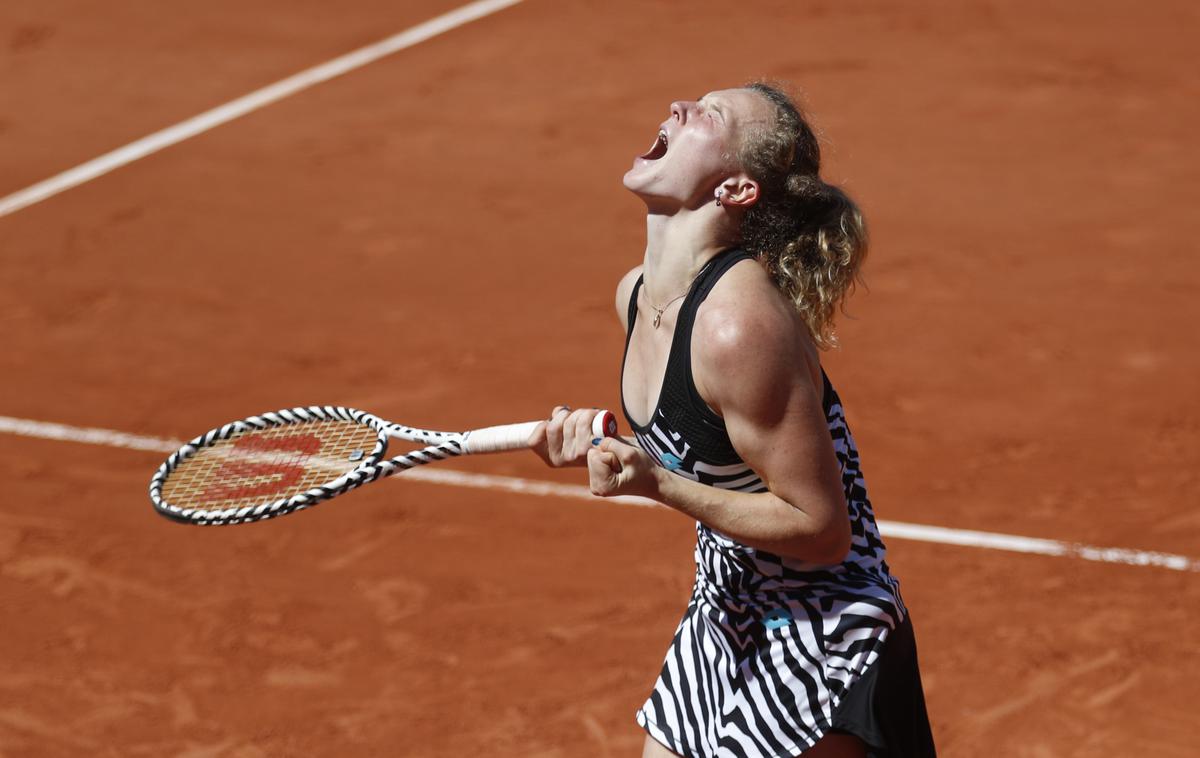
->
[641, 207, 737, 304]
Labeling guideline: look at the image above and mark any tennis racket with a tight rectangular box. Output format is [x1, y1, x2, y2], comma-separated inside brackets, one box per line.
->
[148, 405, 617, 526]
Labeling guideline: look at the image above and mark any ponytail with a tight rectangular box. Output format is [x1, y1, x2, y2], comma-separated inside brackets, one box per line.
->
[739, 83, 868, 350]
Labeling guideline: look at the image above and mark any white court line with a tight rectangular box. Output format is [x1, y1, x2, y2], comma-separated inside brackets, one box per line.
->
[0, 0, 523, 218]
[1, 414, 1196, 573]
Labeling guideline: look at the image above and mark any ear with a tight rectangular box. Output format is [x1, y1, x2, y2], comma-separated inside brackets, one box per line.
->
[717, 176, 760, 208]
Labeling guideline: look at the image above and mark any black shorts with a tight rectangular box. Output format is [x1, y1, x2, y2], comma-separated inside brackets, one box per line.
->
[830, 615, 937, 757]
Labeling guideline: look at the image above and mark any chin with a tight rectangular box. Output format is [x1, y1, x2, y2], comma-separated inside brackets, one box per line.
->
[622, 167, 646, 194]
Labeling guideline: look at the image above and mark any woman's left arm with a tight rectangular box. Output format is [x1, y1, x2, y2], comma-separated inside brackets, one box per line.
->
[587, 303, 852, 564]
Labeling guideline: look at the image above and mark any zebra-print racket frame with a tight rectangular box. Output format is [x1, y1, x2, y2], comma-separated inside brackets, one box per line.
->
[148, 405, 466, 526]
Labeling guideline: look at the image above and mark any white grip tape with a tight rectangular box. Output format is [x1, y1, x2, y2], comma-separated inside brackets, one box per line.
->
[461, 421, 541, 454]
[461, 411, 618, 455]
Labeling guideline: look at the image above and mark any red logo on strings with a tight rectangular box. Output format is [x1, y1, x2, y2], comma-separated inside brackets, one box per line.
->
[203, 433, 322, 503]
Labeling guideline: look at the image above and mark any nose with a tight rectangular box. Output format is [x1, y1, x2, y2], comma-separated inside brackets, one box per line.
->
[669, 100, 691, 123]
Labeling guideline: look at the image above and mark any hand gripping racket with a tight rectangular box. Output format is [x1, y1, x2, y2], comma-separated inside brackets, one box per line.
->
[148, 406, 617, 526]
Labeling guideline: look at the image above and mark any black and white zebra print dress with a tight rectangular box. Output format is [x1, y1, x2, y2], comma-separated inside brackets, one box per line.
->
[623, 249, 909, 757]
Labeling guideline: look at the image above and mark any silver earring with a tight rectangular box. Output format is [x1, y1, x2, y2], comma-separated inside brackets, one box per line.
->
[715, 191, 723, 206]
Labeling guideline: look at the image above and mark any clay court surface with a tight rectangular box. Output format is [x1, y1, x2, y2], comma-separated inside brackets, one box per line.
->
[2, 1, 1198, 755]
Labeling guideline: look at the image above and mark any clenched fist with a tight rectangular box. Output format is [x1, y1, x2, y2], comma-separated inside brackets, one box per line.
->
[587, 436, 660, 499]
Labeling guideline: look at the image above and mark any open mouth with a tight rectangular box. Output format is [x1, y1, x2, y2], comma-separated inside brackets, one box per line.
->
[639, 130, 668, 160]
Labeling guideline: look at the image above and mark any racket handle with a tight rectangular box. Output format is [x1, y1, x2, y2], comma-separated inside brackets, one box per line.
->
[462, 421, 541, 454]
[592, 410, 618, 438]
[461, 410, 618, 454]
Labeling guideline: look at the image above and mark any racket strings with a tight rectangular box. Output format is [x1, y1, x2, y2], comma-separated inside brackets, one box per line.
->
[161, 420, 380, 513]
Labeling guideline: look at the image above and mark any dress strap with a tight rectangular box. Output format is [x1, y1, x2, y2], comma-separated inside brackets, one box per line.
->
[684, 248, 756, 313]
[667, 248, 755, 419]
[625, 275, 644, 344]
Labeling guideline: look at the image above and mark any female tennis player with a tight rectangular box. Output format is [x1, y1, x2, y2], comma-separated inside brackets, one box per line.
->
[530, 83, 935, 757]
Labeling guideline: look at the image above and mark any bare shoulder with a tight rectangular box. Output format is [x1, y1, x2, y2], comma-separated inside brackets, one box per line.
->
[692, 259, 820, 415]
[694, 260, 799, 367]
[615, 264, 644, 331]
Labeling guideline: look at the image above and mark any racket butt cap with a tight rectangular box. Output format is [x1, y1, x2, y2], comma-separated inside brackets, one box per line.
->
[592, 410, 618, 439]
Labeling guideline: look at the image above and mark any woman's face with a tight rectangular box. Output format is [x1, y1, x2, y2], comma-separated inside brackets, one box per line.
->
[623, 88, 772, 210]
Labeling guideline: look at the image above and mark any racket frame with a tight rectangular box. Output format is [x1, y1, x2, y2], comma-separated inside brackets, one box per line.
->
[149, 406, 466, 526]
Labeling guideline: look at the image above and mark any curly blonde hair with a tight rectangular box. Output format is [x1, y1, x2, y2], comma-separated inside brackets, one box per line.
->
[738, 82, 868, 350]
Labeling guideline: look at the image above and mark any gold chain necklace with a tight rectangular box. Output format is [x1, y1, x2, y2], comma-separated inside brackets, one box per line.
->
[647, 292, 687, 328]
[645, 258, 712, 328]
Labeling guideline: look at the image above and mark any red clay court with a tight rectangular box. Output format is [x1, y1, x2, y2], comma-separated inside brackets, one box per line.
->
[1, 1, 1197, 755]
